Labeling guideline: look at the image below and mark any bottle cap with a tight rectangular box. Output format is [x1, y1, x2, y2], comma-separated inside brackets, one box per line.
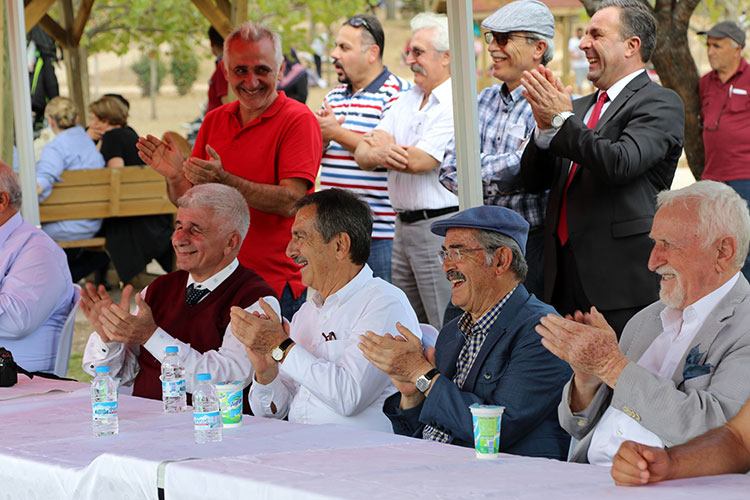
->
[165, 346, 178, 354]
[95, 366, 110, 373]
[196, 373, 211, 381]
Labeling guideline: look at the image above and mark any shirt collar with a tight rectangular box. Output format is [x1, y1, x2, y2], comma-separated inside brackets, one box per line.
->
[711, 57, 749, 84]
[429, 77, 453, 104]
[0, 212, 22, 248]
[599, 69, 645, 103]
[186, 258, 240, 291]
[223, 92, 286, 128]
[458, 284, 518, 337]
[659, 272, 740, 335]
[501, 83, 525, 105]
[356, 67, 392, 94]
[311, 264, 372, 309]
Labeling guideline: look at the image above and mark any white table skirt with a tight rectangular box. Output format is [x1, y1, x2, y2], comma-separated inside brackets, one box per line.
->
[1, 380, 749, 500]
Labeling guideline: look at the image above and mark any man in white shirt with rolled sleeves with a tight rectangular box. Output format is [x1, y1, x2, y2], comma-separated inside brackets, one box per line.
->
[81, 183, 278, 399]
[355, 12, 456, 329]
[231, 189, 420, 431]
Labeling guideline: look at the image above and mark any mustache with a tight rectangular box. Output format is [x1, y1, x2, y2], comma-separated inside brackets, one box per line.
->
[333, 59, 343, 69]
[446, 270, 466, 282]
[410, 63, 427, 76]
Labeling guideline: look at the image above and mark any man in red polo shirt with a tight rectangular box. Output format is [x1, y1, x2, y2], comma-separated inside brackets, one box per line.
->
[698, 21, 750, 277]
[138, 21, 322, 319]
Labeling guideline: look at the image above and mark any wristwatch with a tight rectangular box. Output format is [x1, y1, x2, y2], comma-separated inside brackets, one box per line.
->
[415, 368, 440, 394]
[271, 338, 295, 363]
[551, 111, 575, 129]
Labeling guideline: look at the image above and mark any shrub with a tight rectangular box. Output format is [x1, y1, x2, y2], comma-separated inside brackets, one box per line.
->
[131, 53, 167, 97]
[170, 50, 199, 96]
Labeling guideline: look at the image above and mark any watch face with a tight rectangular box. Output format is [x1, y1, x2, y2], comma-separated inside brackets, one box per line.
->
[552, 115, 563, 128]
[416, 376, 429, 393]
[271, 347, 283, 361]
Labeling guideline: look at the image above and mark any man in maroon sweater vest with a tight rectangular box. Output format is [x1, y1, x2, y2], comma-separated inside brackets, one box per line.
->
[81, 183, 278, 398]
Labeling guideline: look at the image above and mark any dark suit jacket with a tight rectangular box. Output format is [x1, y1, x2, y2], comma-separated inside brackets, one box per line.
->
[383, 285, 572, 460]
[520, 71, 685, 311]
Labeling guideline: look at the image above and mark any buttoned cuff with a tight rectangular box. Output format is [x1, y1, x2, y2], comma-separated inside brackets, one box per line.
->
[249, 375, 279, 416]
[142, 327, 176, 363]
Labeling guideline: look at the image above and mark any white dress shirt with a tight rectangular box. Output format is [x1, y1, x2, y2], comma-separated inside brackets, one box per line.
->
[535, 69, 646, 150]
[82, 258, 279, 393]
[375, 78, 459, 211]
[249, 265, 421, 432]
[587, 272, 740, 466]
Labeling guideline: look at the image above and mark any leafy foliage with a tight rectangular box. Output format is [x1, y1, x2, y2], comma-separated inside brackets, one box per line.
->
[130, 52, 167, 97]
[170, 46, 199, 96]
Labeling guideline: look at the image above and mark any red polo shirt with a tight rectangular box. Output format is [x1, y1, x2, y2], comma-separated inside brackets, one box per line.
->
[700, 57, 750, 181]
[192, 92, 322, 298]
[207, 57, 228, 113]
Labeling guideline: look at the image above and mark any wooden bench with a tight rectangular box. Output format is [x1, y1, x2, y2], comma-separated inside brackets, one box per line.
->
[39, 166, 176, 249]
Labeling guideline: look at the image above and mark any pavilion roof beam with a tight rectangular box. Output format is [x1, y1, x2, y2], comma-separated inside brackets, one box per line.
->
[191, 0, 232, 37]
[38, 14, 67, 48]
[72, 0, 96, 47]
[24, 0, 56, 32]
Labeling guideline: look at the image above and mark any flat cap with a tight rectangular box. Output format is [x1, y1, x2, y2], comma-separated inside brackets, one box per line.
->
[430, 206, 529, 255]
[698, 21, 746, 48]
[481, 0, 555, 38]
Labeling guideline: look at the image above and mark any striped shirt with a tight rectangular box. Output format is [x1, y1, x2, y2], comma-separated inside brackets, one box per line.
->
[319, 68, 411, 239]
[439, 83, 547, 228]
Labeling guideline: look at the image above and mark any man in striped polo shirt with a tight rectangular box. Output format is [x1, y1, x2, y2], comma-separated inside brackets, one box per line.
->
[317, 14, 411, 283]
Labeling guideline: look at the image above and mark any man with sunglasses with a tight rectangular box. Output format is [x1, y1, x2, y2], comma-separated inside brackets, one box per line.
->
[359, 206, 571, 459]
[317, 14, 411, 284]
[355, 12, 457, 330]
[520, 0, 684, 336]
[440, 0, 556, 302]
[697, 21, 750, 278]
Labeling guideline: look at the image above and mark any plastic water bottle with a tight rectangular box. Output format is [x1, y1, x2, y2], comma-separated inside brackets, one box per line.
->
[91, 366, 118, 437]
[161, 346, 187, 413]
[193, 373, 222, 443]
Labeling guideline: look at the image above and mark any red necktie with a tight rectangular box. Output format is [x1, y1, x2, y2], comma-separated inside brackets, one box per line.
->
[557, 91, 609, 245]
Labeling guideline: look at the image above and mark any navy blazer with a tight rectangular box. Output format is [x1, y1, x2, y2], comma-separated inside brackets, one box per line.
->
[383, 285, 572, 460]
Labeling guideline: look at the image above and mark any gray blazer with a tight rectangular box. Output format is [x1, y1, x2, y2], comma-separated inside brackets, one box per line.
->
[560, 274, 750, 463]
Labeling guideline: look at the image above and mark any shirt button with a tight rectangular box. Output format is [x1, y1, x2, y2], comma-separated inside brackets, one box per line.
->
[617, 429, 623, 436]
[577, 418, 587, 427]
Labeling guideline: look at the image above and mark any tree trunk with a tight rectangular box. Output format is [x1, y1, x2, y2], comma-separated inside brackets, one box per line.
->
[579, 0, 704, 180]
[0, 3, 14, 166]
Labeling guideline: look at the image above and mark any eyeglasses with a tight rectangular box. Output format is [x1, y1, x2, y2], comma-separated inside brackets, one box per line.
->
[484, 32, 537, 46]
[404, 46, 434, 58]
[345, 16, 384, 54]
[437, 247, 485, 264]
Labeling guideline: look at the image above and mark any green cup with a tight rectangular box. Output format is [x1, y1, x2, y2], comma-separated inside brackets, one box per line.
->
[216, 381, 244, 428]
[469, 404, 505, 459]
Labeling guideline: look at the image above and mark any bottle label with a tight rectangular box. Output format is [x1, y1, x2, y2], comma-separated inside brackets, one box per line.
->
[193, 411, 222, 430]
[93, 401, 118, 420]
[162, 379, 186, 398]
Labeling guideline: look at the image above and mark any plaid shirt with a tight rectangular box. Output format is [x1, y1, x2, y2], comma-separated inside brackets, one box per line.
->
[439, 83, 547, 228]
[422, 285, 518, 443]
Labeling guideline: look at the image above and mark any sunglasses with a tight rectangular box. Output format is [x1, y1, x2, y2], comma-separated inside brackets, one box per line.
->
[346, 17, 384, 53]
[484, 32, 538, 46]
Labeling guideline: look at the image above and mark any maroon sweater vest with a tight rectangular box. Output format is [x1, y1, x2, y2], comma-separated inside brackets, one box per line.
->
[133, 265, 275, 401]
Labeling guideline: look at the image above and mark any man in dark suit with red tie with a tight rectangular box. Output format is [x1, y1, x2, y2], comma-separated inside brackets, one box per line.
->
[519, 0, 684, 335]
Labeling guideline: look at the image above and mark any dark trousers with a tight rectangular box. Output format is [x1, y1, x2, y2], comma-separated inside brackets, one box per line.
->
[551, 241, 642, 338]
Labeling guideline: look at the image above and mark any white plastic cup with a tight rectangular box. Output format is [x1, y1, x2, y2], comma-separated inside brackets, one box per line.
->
[216, 381, 244, 428]
[469, 404, 505, 459]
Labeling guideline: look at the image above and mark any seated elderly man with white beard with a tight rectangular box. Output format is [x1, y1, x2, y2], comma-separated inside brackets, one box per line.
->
[537, 180, 750, 465]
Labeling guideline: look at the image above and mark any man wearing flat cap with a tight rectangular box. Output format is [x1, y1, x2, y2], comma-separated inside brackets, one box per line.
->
[698, 20, 750, 278]
[440, 0, 556, 301]
[359, 206, 572, 459]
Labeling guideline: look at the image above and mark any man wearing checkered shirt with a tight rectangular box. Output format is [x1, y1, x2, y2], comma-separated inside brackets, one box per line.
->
[439, 0, 556, 300]
[359, 206, 571, 459]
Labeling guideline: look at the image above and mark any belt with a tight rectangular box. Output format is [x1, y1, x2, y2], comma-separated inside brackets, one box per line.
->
[398, 206, 459, 223]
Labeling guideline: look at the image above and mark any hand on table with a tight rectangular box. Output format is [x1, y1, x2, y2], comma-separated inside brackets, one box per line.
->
[611, 441, 672, 486]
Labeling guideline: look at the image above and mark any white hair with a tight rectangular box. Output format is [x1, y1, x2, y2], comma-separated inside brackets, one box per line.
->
[224, 21, 283, 71]
[410, 12, 450, 52]
[177, 183, 250, 239]
[657, 180, 750, 268]
[0, 162, 21, 210]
